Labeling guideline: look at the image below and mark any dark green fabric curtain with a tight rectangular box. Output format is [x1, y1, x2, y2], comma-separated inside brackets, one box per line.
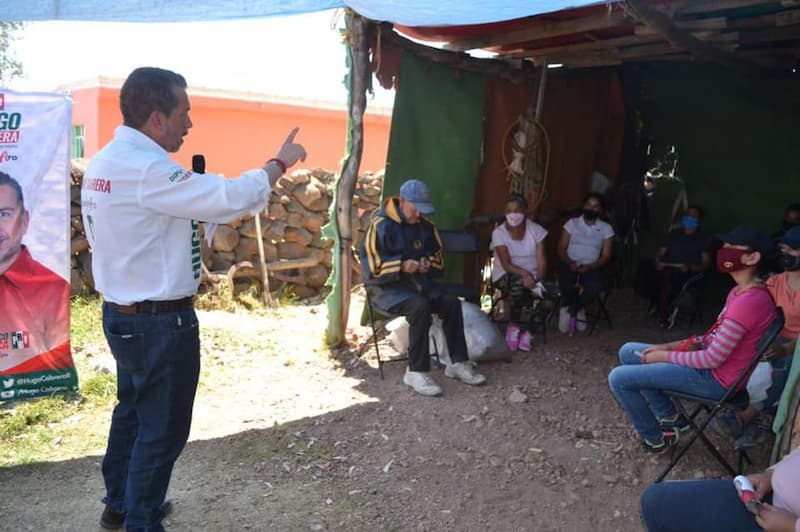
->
[384, 52, 485, 231]
[638, 64, 800, 235]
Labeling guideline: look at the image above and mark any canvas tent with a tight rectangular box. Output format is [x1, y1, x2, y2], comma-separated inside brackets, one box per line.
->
[3, 1, 800, 346]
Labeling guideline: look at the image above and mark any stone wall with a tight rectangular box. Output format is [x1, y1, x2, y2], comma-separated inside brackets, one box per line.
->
[69, 160, 383, 299]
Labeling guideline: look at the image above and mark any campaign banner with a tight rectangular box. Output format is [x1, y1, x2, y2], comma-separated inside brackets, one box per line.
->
[0, 89, 78, 401]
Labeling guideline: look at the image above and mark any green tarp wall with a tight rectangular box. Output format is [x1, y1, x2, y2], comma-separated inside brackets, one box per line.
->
[383, 52, 485, 281]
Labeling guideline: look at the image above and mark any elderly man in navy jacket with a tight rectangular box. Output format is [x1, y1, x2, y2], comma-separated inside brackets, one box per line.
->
[361, 179, 486, 396]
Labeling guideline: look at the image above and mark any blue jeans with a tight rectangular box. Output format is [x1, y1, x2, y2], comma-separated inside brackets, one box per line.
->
[641, 480, 762, 531]
[101, 303, 201, 531]
[608, 342, 726, 441]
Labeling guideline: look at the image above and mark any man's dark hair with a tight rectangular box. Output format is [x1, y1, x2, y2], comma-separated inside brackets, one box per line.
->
[0, 171, 24, 209]
[687, 204, 705, 219]
[583, 192, 606, 211]
[505, 193, 528, 211]
[120, 67, 188, 129]
[785, 202, 800, 214]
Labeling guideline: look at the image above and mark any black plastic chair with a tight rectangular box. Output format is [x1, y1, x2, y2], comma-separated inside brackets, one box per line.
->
[437, 230, 481, 303]
[654, 307, 785, 483]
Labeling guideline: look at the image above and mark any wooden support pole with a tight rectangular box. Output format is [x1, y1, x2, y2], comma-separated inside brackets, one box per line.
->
[327, 10, 371, 346]
[253, 213, 276, 308]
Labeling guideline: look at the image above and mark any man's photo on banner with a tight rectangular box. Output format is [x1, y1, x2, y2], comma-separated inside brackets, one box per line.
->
[0, 89, 78, 400]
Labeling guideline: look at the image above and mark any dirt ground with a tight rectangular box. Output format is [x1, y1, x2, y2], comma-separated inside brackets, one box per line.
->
[0, 288, 773, 531]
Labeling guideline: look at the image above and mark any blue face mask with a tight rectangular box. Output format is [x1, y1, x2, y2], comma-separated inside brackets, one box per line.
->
[682, 216, 700, 231]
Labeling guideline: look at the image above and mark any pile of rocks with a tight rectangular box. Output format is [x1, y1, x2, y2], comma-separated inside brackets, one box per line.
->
[69, 160, 384, 299]
[70, 159, 92, 295]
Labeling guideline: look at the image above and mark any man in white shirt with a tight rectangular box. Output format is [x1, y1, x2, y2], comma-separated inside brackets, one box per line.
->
[83, 67, 306, 531]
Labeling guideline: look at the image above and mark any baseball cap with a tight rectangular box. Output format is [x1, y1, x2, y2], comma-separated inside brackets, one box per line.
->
[779, 226, 800, 249]
[399, 179, 435, 214]
[715, 224, 775, 257]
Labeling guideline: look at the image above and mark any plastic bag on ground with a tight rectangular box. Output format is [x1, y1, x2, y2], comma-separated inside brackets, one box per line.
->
[747, 361, 773, 406]
[385, 302, 511, 365]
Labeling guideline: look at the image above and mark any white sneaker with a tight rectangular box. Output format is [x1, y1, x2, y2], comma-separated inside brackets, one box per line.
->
[558, 307, 570, 333]
[403, 369, 443, 396]
[576, 309, 587, 332]
[444, 361, 487, 386]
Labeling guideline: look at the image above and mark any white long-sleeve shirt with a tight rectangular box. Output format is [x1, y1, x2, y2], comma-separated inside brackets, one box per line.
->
[82, 126, 271, 304]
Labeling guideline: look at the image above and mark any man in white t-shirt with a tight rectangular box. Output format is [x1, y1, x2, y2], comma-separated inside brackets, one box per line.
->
[83, 67, 307, 531]
[556, 192, 614, 333]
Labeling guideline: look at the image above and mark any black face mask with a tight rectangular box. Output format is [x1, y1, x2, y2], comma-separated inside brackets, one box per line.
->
[780, 252, 800, 272]
[582, 209, 600, 221]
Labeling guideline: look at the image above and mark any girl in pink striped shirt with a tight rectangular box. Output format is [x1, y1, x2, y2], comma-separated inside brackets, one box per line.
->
[609, 225, 777, 453]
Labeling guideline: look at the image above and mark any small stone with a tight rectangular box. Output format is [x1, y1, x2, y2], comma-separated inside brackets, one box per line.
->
[693, 470, 706, 479]
[601, 474, 618, 484]
[581, 479, 590, 487]
[509, 388, 528, 403]
[613, 510, 622, 519]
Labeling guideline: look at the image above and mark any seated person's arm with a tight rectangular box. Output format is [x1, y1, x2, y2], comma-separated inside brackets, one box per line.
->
[537, 242, 547, 280]
[691, 251, 712, 273]
[422, 227, 445, 277]
[557, 230, 575, 269]
[361, 218, 403, 283]
[586, 237, 613, 271]
[655, 245, 668, 268]
[495, 245, 536, 282]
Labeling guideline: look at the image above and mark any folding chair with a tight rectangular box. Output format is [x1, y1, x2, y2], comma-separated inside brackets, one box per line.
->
[664, 273, 705, 331]
[363, 289, 441, 380]
[654, 307, 785, 483]
[573, 265, 614, 336]
[490, 281, 560, 344]
[581, 290, 613, 336]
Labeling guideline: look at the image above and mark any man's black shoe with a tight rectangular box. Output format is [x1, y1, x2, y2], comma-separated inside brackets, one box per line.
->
[99, 500, 173, 530]
[99, 506, 125, 530]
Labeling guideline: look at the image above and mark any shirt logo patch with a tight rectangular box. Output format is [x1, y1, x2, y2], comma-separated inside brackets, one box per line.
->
[169, 169, 193, 183]
[83, 178, 112, 194]
[413, 239, 423, 250]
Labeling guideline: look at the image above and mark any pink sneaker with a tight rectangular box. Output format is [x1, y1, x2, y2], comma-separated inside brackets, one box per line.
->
[518, 331, 533, 352]
[505, 324, 521, 351]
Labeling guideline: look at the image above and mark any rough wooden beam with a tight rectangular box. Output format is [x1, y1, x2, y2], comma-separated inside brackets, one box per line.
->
[385, 25, 537, 82]
[726, 8, 800, 28]
[677, 0, 781, 15]
[266, 257, 320, 271]
[635, 16, 728, 35]
[625, 0, 769, 72]
[500, 33, 662, 60]
[443, 9, 630, 51]
[505, 30, 739, 61]
[737, 25, 800, 44]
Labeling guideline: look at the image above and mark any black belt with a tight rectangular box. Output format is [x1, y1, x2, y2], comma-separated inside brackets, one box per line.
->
[109, 297, 194, 315]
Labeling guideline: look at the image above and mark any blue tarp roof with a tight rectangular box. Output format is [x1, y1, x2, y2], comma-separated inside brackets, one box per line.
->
[0, 1, 604, 26]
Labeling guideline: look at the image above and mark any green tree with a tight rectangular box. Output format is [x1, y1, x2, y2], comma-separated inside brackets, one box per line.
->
[0, 22, 23, 85]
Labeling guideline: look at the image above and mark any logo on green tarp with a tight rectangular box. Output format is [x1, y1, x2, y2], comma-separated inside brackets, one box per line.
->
[0, 368, 79, 401]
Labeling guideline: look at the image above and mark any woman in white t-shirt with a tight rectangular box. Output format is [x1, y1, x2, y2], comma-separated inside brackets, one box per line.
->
[557, 192, 614, 333]
[491, 194, 548, 321]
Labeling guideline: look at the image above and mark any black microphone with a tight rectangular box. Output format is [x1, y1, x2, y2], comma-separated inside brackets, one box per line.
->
[192, 154, 206, 174]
